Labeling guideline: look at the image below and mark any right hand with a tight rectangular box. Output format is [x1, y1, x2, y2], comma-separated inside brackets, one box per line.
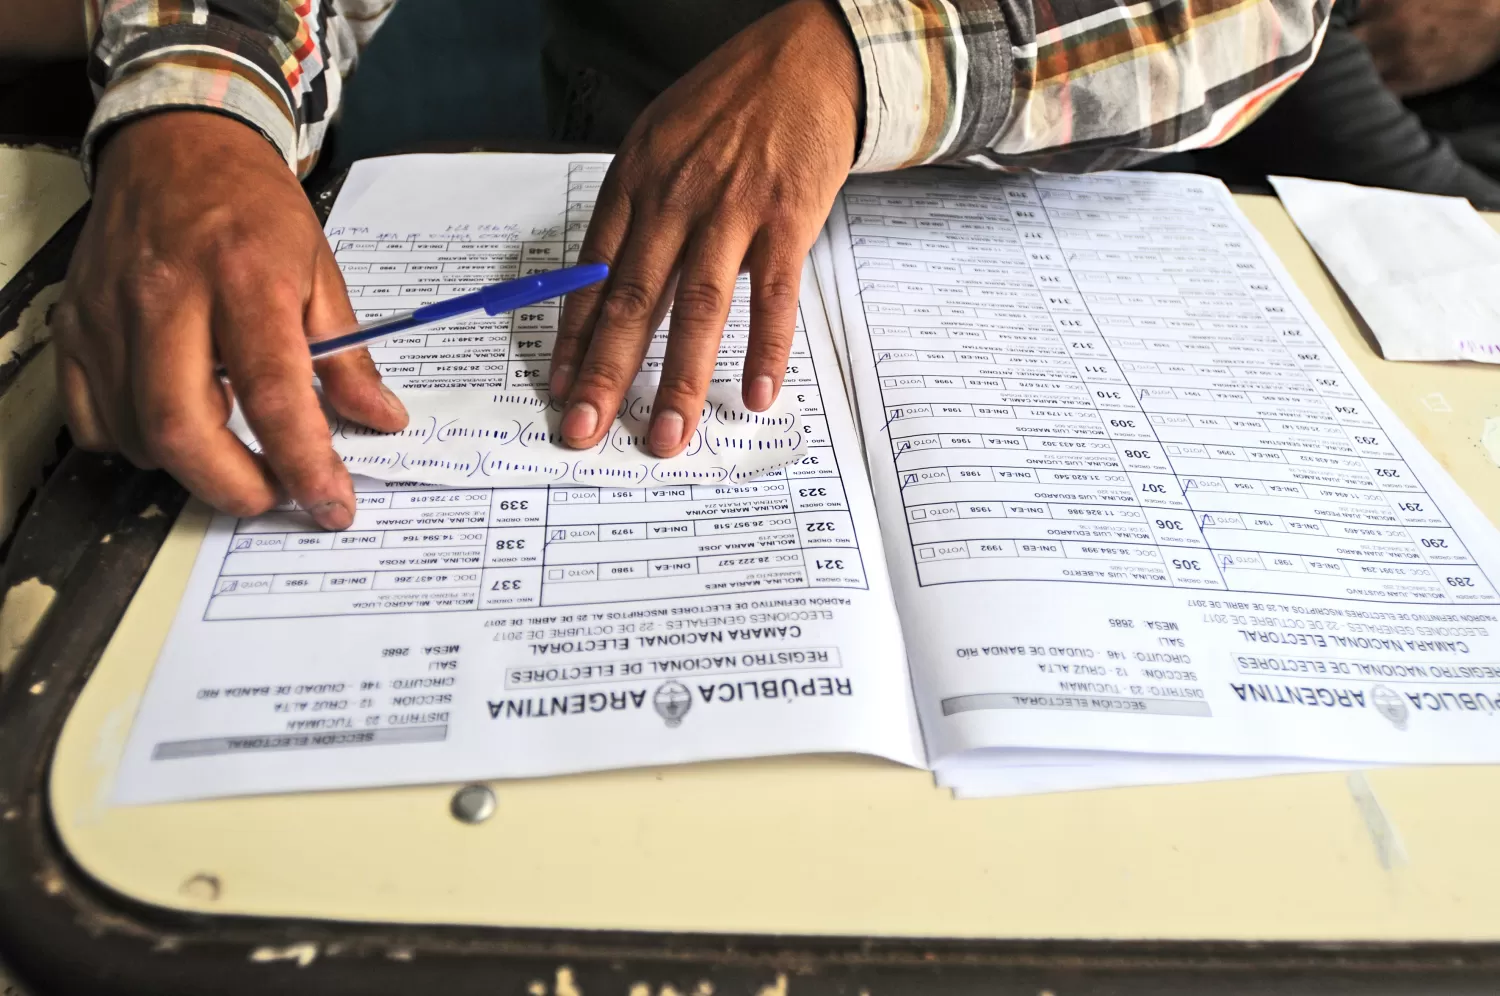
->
[54, 111, 408, 529]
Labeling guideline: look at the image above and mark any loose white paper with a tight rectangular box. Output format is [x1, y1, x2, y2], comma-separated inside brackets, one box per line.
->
[229, 380, 806, 488]
[1271, 175, 1500, 363]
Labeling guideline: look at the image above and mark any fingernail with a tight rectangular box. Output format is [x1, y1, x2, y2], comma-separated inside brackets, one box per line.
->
[309, 499, 353, 531]
[549, 364, 574, 399]
[650, 409, 685, 455]
[378, 382, 407, 417]
[746, 375, 775, 411]
[562, 401, 599, 442]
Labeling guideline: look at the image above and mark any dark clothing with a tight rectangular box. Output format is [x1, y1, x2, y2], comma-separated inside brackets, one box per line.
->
[1408, 70, 1500, 189]
[541, 0, 786, 147]
[1160, 4, 1500, 209]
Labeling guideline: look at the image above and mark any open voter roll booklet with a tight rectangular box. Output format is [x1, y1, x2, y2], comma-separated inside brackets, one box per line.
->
[110, 154, 1500, 804]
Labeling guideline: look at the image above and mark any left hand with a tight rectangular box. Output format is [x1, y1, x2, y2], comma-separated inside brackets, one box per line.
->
[548, 0, 862, 457]
[1354, 0, 1500, 96]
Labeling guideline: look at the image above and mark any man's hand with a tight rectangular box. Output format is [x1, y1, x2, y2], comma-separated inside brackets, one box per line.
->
[550, 0, 861, 457]
[1354, 0, 1500, 97]
[54, 111, 407, 529]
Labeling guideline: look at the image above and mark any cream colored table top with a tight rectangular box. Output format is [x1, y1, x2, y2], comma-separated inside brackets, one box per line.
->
[48, 195, 1500, 943]
[0, 144, 85, 288]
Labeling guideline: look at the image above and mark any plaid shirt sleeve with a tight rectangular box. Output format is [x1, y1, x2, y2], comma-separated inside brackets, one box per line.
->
[82, 0, 398, 182]
[837, 0, 1334, 173]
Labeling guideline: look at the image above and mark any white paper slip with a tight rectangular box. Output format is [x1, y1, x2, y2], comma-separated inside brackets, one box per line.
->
[1270, 175, 1500, 363]
[228, 379, 806, 488]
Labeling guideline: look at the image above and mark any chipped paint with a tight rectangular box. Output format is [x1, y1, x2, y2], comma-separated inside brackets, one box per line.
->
[27, 681, 44, 695]
[555, 966, 582, 996]
[0, 342, 64, 543]
[1347, 773, 1408, 870]
[756, 975, 789, 996]
[138, 503, 165, 520]
[528, 982, 547, 996]
[0, 576, 57, 678]
[385, 949, 414, 962]
[0, 958, 31, 996]
[99, 533, 112, 544]
[0, 281, 63, 367]
[249, 942, 318, 968]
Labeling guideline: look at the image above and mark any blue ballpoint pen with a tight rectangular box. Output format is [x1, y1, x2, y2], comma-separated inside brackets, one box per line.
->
[215, 262, 610, 374]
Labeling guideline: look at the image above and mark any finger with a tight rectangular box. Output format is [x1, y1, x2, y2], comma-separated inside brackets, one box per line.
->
[649, 226, 750, 457]
[551, 164, 635, 400]
[214, 280, 355, 530]
[559, 270, 673, 403]
[317, 347, 408, 431]
[51, 301, 115, 451]
[740, 227, 805, 412]
[647, 275, 677, 342]
[55, 295, 158, 467]
[57, 352, 113, 451]
[129, 290, 280, 517]
[307, 248, 408, 433]
[562, 209, 689, 449]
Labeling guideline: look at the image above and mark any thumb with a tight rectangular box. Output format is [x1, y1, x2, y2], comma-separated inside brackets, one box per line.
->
[307, 246, 408, 433]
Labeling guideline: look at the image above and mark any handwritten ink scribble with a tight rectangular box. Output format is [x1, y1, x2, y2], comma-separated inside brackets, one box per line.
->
[229, 380, 806, 489]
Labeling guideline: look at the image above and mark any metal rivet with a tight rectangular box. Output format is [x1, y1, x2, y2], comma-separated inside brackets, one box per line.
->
[450, 784, 495, 824]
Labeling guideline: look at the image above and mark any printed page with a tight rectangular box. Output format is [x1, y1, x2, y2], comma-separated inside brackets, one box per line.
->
[830, 170, 1500, 768]
[112, 154, 923, 805]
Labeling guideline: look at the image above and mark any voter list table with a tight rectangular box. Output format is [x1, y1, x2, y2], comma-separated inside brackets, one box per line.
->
[200, 160, 867, 619]
[846, 174, 1498, 605]
[206, 474, 865, 617]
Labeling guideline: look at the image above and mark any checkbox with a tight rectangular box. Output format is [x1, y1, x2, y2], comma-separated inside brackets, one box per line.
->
[919, 548, 935, 559]
[547, 569, 564, 580]
[912, 508, 927, 520]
